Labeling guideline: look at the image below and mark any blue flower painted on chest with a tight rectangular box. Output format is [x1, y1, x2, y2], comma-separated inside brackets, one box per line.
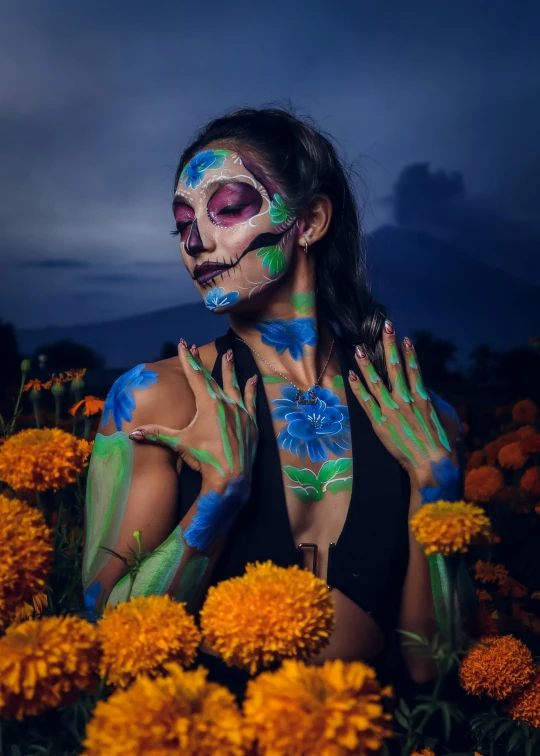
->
[255, 318, 317, 361]
[103, 363, 159, 431]
[272, 385, 351, 463]
[180, 149, 229, 189]
[205, 287, 241, 311]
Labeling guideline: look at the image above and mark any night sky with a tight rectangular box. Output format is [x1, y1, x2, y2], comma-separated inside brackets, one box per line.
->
[2, 0, 539, 329]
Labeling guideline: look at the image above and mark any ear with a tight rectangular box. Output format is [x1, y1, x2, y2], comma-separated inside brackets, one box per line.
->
[297, 195, 332, 248]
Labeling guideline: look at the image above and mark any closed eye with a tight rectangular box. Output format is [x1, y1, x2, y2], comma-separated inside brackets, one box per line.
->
[219, 203, 248, 215]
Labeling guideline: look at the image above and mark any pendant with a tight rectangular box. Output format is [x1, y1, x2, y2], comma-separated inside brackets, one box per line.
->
[296, 387, 318, 406]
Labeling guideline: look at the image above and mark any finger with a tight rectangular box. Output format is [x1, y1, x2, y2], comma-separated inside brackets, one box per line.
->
[128, 423, 182, 451]
[401, 336, 438, 451]
[354, 344, 401, 414]
[243, 374, 258, 422]
[348, 369, 387, 427]
[177, 340, 216, 403]
[222, 349, 242, 404]
[382, 320, 414, 405]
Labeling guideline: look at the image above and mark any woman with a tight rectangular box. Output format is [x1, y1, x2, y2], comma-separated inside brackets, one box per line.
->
[82, 107, 473, 699]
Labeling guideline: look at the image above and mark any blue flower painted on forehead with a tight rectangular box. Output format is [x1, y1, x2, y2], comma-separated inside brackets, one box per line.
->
[180, 149, 229, 189]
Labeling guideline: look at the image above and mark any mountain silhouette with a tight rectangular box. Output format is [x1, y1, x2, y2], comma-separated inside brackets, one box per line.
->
[16, 225, 539, 369]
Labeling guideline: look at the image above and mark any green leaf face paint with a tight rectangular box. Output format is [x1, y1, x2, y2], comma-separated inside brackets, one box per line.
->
[256, 245, 286, 276]
[291, 291, 315, 314]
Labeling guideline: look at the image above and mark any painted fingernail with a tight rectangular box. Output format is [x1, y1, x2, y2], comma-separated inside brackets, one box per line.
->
[179, 339, 188, 350]
[191, 344, 199, 357]
[384, 320, 394, 334]
[129, 429, 146, 439]
[402, 336, 412, 348]
[226, 349, 234, 363]
[348, 369, 358, 382]
[251, 374, 258, 386]
[355, 345, 366, 359]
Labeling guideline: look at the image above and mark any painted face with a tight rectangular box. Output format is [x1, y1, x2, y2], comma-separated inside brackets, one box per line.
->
[173, 147, 298, 312]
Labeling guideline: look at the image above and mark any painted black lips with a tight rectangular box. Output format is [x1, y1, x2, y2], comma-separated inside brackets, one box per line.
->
[193, 260, 233, 285]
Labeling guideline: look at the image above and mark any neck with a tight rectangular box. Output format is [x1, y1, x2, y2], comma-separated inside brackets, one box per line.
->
[229, 253, 336, 390]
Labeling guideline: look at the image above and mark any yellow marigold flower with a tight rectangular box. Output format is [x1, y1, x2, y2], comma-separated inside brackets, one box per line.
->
[0, 616, 100, 720]
[83, 663, 249, 756]
[0, 427, 92, 492]
[410, 500, 492, 556]
[69, 395, 105, 417]
[12, 592, 48, 624]
[512, 399, 538, 425]
[465, 466, 504, 503]
[200, 561, 335, 674]
[0, 494, 53, 627]
[504, 667, 540, 728]
[498, 442, 529, 470]
[459, 635, 534, 700]
[98, 595, 201, 688]
[243, 658, 393, 756]
[473, 560, 509, 586]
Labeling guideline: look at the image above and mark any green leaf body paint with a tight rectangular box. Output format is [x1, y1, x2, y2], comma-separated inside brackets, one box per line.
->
[282, 459, 353, 502]
[234, 407, 244, 472]
[430, 407, 452, 452]
[415, 374, 429, 400]
[408, 353, 418, 369]
[186, 351, 200, 371]
[186, 446, 225, 477]
[174, 553, 210, 605]
[83, 432, 134, 587]
[395, 371, 414, 403]
[325, 477, 353, 495]
[269, 193, 293, 225]
[332, 375, 345, 390]
[144, 432, 180, 449]
[216, 401, 234, 473]
[412, 405, 438, 450]
[357, 383, 387, 426]
[291, 291, 315, 314]
[256, 245, 286, 276]
[262, 375, 287, 384]
[397, 412, 428, 457]
[213, 149, 229, 157]
[387, 422, 418, 468]
[318, 458, 353, 483]
[389, 344, 400, 365]
[379, 385, 400, 410]
[366, 364, 381, 385]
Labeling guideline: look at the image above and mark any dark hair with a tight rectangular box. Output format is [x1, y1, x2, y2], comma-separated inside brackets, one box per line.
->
[174, 105, 388, 378]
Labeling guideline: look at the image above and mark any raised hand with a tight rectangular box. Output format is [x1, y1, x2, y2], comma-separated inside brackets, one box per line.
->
[128, 341, 258, 492]
[348, 320, 462, 496]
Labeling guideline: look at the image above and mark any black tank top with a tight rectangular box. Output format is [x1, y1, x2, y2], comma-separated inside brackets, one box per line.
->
[177, 327, 411, 641]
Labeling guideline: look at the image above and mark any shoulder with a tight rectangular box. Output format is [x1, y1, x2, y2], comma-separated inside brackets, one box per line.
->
[98, 341, 217, 435]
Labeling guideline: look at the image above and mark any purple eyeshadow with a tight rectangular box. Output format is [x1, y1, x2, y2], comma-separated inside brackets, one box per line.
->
[207, 183, 262, 227]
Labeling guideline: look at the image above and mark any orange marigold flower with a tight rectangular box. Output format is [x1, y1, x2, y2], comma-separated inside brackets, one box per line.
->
[498, 442, 529, 470]
[0, 494, 53, 627]
[476, 589, 493, 603]
[536, 503, 540, 515]
[98, 595, 201, 688]
[461, 422, 470, 436]
[411, 749, 435, 756]
[0, 616, 100, 720]
[484, 433, 520, 465]
[517, 425, 537, 440]
[65, 368, 87, 381]
[12, 592, 48, 624]
[473, 560, 509, 586]
[520, 434, 540, 455]
[511, 604, 540, 635]
[410, 500, 492, 556]
[521, 467, 540, 496]
[83, 664, 249, 756]
[496, 576, 527, 599]
[504, 667, 540, 728]
[200, 561, 335, 674]
[512, 399, 538, 425]
[459, 635, 534, 700]
[466, 450, 485, 470]
[465, 466, 504, 503]
[0, 427, 92, 492]
[243, 658, 393, 756]
[23, 378, 42, 392]
[69, 396, 105, 417]
[474, 607, 499, 636]
[531, 591, 540, 600]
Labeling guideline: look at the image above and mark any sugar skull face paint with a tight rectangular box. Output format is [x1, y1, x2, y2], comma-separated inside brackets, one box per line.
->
[173, 147, 298, 312]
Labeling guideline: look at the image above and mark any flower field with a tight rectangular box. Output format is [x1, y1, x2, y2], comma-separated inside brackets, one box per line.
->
[0, 359, 539, 755]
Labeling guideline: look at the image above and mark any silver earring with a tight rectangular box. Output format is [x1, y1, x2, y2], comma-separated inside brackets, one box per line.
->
[304, 240, 309, 255]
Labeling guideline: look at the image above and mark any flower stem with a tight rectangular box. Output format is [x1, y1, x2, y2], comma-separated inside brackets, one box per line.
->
[6, 371, 26, 437]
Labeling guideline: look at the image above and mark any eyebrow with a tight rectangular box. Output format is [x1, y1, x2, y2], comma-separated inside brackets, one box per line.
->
[172, 177, 256, 205]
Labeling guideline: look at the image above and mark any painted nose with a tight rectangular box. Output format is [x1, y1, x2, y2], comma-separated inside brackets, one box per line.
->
[184, 219, 206, 257]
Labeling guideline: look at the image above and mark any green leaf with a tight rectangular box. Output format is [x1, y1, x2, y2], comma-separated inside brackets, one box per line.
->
[256, 245, 286, 276]
[268, 193, 293, 225]
[441, 702, 451, 741]
[288, 485, 322, 503]
[393, 709, 409, 729]
[525, 738, 536, 756]
[262, 375, 287, 383]
[495, 720, 513, 739]
[397, 697, 411, 717]
[325, 477, 354, 495]
[318, 458, 353, 483]
[282, 466, 319, 486]
[508, 729, 523, 752]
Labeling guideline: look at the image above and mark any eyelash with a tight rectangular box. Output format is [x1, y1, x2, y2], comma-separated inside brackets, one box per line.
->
[171, 203, 248, 235]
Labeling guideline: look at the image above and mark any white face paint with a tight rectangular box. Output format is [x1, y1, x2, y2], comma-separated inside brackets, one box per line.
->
[173, 145, 298, 312]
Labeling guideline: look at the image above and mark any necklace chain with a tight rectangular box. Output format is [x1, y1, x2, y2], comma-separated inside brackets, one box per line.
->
[235, 335, 335, 403]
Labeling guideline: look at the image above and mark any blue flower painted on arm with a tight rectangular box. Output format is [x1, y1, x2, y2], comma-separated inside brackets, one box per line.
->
[204, 287, 241, 312]
[184, 476, 250, 551]
[102, 363, 159, 431]
[84, 580, 103, 623]
[419, 457, 462, 504]
[272, 385, 351, 463]
[255, 318, 317, 361]
[180, 149, 229, 189]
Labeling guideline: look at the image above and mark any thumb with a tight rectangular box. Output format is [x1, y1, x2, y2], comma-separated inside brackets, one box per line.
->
[128, 424, 182, 451]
